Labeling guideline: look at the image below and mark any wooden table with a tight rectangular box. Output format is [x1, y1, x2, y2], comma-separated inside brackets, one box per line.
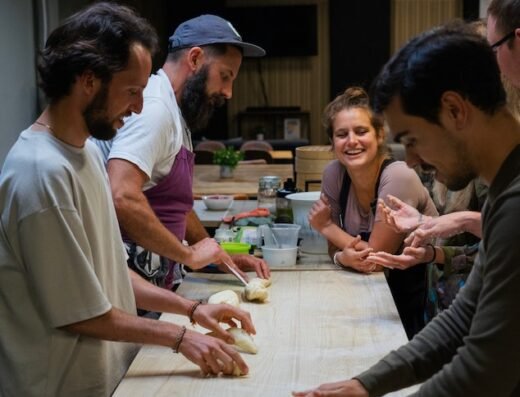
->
[269, 150, 293, 163]
[193, 164, 294, 197]
[114, 271, 419, 396]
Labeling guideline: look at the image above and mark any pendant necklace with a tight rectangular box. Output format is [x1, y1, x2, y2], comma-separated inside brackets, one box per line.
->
[34, 120, 56, 134]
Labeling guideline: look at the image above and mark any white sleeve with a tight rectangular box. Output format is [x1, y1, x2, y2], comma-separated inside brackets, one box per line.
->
[107, 99, 180, 179]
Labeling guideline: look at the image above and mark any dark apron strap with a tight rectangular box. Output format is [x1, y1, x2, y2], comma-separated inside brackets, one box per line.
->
[338, 157, 395, 232]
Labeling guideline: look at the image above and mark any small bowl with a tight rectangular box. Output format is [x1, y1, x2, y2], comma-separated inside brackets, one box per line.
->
[261, 246, 298, 267]
[202, 195, 233, 211]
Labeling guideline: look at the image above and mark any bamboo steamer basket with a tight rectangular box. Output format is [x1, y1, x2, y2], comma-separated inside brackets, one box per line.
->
[295, 146, 335, 191]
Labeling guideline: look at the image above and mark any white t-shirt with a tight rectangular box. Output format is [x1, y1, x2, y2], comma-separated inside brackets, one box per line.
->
[94, 69, 185, 190]
[0, 129, 138, 396]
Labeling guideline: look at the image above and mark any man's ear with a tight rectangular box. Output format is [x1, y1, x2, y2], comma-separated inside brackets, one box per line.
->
[440, 91, 468, 130]
[186, 47, 204, 72]
[77, 70, 100, 97]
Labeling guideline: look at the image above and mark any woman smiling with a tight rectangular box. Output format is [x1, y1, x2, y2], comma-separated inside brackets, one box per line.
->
[309, 87, 437, 338]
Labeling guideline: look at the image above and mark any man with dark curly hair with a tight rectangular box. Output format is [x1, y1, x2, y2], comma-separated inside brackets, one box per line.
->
[0, 3, 255, 396]
[294, 22, 520, 397]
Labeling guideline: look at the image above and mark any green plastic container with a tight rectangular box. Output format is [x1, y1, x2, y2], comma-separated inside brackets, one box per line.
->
[220, 242, 251, 255]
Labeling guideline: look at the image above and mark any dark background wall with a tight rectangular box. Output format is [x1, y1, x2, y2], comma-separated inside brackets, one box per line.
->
[329, 0, 391, 99]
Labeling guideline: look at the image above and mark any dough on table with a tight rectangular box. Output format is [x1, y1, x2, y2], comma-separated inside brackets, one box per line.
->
[207, 327, 258, 355]
[244, 277, 271, 302]
[232, 362, 244, 377]
[228, 327, 258, 354]
[208, 289, 240, 307]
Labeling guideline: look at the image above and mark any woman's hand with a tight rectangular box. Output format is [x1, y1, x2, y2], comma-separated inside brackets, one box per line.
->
[336, 236, 376, 273]
[378, 195, 429, 233]
[178, 328, 249, 376]
[192, 303, 256, 343]
[309, 194, 334, 232]
[293, 379, 369, 397]
[367, 244, 433, 270]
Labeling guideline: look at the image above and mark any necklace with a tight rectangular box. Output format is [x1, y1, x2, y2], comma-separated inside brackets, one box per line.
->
[34, 120, 56, 134]
[33, 120, 82, 148]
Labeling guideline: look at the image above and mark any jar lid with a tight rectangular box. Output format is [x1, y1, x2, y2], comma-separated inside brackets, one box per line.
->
[258, 176, 281, 189]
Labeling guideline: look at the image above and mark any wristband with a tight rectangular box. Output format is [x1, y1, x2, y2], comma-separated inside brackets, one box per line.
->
[172, 325, 187, 353]
[188, 300, 203, 325]
[333, 251, 344, 268]
[426, 243, 437, 263]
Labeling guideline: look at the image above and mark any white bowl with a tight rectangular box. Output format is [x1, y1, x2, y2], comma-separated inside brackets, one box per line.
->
[202, 195, 233, 211]
[261, 246, 298, 267]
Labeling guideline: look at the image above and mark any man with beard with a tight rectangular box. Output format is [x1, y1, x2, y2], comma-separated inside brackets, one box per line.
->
[293, 23, 520, 397]
[94, 15, 270, 294]
[0, 4, 256, 396]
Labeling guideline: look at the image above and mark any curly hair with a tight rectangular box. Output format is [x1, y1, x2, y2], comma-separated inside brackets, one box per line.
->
[38, 2, 159, 102]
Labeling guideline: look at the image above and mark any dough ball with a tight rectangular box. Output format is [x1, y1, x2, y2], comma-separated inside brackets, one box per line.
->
[228, 327, 258, 354]
[248, 277, 271, 288]
[206, 327, 258, 355]
[232, 362, 244, 377]
[208, 290, 240, 307]
[244, 278, 269, 302]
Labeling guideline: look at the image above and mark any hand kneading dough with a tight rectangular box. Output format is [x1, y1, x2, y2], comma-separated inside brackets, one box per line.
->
[206, 327, 258, 355]
[228, 327, 258, 354]
[232, 362, 244, 377]
[244, 278, 270, 302]
[208, 290, 240, 307]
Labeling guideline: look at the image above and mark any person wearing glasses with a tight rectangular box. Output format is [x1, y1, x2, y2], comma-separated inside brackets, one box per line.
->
[487, 0, 520, 88]
[294, 22, 520, 397]
[307, 87, 438, 340]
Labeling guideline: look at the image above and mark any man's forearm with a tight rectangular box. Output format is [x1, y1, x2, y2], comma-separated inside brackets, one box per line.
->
[458, 211, 482, 237]
[129, 269, 194, 315]
[115, 192, 192, 264]
[184, 209, 210, 245]
[61, 306, 183, 348]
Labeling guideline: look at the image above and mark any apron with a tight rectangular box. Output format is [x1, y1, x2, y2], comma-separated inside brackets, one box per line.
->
[125, 146, 194, 290]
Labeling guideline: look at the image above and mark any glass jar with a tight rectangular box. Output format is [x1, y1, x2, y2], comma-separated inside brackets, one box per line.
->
[257, 176, 281, 214]
[275, 178, 297, 223]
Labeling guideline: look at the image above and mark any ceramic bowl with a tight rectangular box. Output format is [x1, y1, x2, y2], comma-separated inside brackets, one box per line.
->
[202, 195, 233, 211]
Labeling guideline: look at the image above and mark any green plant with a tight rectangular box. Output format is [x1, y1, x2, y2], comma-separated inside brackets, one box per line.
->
[213, 147, 244, 169]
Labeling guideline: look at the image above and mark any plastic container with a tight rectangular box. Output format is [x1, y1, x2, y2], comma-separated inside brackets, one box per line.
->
[214, 228, 235, 243]
[257, 223, 300, 248]
[220, 242, 251, 255]
[286, 191, 328, 254]
[261, 246, 298, 267]
[275, 178, 297, 223]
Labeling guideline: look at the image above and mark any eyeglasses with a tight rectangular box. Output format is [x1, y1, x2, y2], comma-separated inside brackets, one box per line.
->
[490, 30, 516, 52]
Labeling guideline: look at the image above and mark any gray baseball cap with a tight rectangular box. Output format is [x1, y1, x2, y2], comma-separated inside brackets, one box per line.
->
[168, 14, 265, 57]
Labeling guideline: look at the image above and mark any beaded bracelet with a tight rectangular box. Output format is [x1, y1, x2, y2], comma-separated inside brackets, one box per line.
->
[426, 243, 437, 263]
[188, 300, 203, 325]
[172, 325, 187, 353]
